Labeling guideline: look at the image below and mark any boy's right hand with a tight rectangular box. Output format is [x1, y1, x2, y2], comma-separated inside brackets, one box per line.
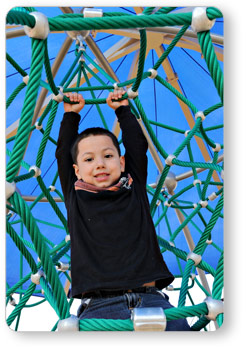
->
[106, 89, 129, 110]
[64, 93, 85, 113]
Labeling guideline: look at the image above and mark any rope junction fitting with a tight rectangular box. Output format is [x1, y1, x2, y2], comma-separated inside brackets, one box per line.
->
[204, 297, 224, 321]
[23, 12, 50, 39]
[31, 270, 45, 285]
[57, 315, 79, 331]
[195, 111, 206, 121]
[131, 307, 167, 331]
[6, 181, 16, 200]
[187, 252, 202, 266]
[29, 165, 41, 178]
[191, 7, 216, 33]
[165, 154, 177, 166]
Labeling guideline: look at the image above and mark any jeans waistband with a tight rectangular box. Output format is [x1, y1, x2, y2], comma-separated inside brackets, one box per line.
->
[82, 286, 158, 298]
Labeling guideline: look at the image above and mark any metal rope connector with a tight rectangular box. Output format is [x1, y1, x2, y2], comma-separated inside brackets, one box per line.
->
[31, 269, 45, 285]
[23, 12, 50, 39]
[6, 181, 16, 200]
[204, 297, 224, 321]
[191, 7, 215, 33]
[29, 165, 41, 178]
[127, 87, 138, 99]
[131, 307, 167, 331]
[57, 315, 79, 331]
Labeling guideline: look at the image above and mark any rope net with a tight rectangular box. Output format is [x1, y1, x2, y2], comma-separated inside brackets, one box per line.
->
[6, 6, 224, 331]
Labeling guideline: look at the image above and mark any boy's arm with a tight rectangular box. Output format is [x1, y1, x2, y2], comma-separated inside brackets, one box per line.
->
[55, 112, 80, 202]
[55, 93, 85, 203]
[116, 105, 148, 185]
[106, 89, 148, 185]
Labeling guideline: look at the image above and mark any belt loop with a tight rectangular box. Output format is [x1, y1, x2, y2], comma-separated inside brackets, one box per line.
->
[125, 292, 141, 309]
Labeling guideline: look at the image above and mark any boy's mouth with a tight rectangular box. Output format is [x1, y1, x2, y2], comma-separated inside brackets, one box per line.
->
[94, 173, 110, 181]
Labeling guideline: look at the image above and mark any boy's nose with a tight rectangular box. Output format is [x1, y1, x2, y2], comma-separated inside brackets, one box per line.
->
[96, 158, 105, 168]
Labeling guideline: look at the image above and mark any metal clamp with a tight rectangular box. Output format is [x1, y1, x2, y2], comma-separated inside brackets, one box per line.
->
[208, 192, 217, 201]
[131, 307, 167, 331]
[212, 143, 221, 152]
[35, 121, 43, 130]
[148, 68, 158, 79]
[56, 261, 70, 272]
[199, 200, 208, 208]
[31, 269, 45, 285]
[195, 111, 206, 121]
[23, 12, 50, 39]
[23, 75, 29, 85]
[193, 179, 202, 186]
[204, 297, 224, 321]
[83, 8, 103, 18]
[53, 87, 64, 103]
[65, 234, 71, 243]
[165, 154, 176, 166]
[187, 252, 202, 266]
[57, 315, 79, 331]
[29, 165, 41, 178]
[6, 181, 16, 200]
[191, 7, 215, 33]
[127, 87, 138, 99]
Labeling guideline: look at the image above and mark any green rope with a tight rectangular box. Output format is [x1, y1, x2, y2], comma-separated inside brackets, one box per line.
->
[6, 39, 45, 183]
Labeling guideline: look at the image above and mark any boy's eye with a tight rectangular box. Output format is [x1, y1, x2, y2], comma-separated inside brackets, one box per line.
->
[84, 157, 93, 162]
[105, 154, 113, 158]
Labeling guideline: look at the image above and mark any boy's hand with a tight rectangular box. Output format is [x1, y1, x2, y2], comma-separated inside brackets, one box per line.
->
[64, 93, 85, 113]
[106, 89, 129, 110]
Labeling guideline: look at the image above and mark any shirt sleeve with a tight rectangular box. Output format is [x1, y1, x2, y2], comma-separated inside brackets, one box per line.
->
[115, 105, 148, 185]
[55, 111, 80, 203]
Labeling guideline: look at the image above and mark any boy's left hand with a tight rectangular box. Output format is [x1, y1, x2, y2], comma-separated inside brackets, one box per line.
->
[106, 89, 129, 110]
[64, 93, 85, 113]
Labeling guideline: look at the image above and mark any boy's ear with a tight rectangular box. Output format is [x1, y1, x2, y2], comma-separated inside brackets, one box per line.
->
[73, 164, 81, 179]
[120, 156, 125, 172]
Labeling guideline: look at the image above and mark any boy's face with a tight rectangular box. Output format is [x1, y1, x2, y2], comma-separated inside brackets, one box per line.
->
[73, 135, 125, 188]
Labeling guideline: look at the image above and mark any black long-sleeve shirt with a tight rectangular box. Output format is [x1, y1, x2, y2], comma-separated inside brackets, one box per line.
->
[56, 105, 174, 298]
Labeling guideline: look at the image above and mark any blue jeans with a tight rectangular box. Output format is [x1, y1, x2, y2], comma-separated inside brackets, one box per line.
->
[77, 287, 190, 331]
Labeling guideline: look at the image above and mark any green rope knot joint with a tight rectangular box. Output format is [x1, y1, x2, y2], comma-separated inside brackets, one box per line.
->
[193, 179, 202, 186]
[6, 181, 16, 200]
[148, 68, 158, 79]
[204, 297, 224, 321]
[23, 75, 29, 85]
[56, 261, 70, 272]
[57, 315, 79, 331]
[199, 200, 208, 208]
[127, 87, 138, 99]
[23, 12, 50, 39]
[83, 8, 103, 18]
[208, 192, 217, 201]
[29, 165, 41, 178]
[187, 252, 202, 266]
[212, 143, 221, 152]
[35, 121, 43, 130]
[53, 87, 64, 103]
[191, 7, 215, 33]
[195, 111, 206, 121]
[65, 234, 71, 243]
[165, 154, 177, 166]
[131, 307, 167, 331]
[31, 269, 45, 285]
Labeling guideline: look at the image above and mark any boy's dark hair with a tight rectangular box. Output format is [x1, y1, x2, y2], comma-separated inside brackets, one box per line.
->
[71, 127, 121, 164]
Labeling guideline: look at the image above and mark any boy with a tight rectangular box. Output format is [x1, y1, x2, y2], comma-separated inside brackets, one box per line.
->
[55, 90, 190, 330]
